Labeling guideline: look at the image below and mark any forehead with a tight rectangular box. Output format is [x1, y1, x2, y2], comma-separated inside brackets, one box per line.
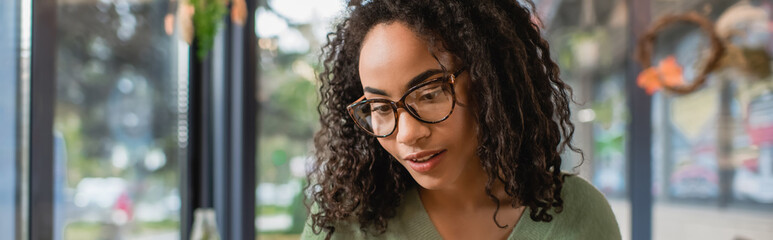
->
[358, 22, 445, 97]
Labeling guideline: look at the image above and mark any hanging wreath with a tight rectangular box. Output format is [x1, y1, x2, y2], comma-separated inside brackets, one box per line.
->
[635, 12, 726, 95]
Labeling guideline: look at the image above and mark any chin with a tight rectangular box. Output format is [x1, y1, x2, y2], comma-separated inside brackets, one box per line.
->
[410, 173, 448, 190]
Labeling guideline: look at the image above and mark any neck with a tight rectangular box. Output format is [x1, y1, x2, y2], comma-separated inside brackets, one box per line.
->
[417, 160, 512, 211]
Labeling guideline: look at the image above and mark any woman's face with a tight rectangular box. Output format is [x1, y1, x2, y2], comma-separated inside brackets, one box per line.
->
[358, 22, 482, 190]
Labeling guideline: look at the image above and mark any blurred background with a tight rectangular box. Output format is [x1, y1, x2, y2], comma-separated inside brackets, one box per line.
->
[1, 0, 773, 239]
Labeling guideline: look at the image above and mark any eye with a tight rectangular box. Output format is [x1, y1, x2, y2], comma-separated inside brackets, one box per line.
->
[420, 90, 440, 101]
[371, 103, 392, 114]
[416, 86, 445, 102]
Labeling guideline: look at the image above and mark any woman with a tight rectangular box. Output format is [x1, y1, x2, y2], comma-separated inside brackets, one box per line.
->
[303, 0, 621, 239]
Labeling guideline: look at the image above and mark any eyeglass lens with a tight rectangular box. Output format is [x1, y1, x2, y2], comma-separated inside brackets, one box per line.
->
[351, 80, 454, 136]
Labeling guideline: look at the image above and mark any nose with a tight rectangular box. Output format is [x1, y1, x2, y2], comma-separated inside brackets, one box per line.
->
[395, 109, 430, 145]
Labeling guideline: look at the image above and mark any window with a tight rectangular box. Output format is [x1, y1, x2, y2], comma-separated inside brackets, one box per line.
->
[648, 1, 773, 239]
[536, 0, 631, 238]
[254, 0, 344, 238]
[53, 0, 187, 238]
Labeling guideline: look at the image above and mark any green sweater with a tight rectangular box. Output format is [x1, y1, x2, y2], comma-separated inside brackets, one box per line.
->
[302, 175, 621, 239]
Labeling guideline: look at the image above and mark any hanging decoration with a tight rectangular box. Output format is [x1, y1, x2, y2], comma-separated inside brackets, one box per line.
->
[188, 0, 248, 60]
[636, 56, 685, 95]
[189, 0, 227, 60]
[635, 12, 726, 95]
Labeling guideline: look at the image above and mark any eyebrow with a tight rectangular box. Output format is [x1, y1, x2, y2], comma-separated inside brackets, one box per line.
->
[363, 69, 445, 97]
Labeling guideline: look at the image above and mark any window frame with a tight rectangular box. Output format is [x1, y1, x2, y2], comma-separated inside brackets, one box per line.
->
[28, 0, 57, 238]
[183, 1, 258, 240]
[625, 0, 653, 239]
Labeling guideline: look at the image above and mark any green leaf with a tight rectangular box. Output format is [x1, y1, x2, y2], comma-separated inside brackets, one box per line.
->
[190, 0, 228, 60]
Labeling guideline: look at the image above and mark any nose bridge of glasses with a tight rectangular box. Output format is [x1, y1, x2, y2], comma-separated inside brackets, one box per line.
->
[394, 106, 430, 142]
[393, 98, 423, 121]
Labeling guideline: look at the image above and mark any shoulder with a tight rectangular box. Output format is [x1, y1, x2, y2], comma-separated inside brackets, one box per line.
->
[301, 193, 425, 240]
[561, 174, 610, 208]
[301, 221, 365, 240]
[552, 174, 622, 239]
[300, 203, 366, 240]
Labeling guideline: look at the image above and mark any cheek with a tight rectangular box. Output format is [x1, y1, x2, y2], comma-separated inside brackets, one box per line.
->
[446, 104, 479, 145]
[456, 85, 478, 136]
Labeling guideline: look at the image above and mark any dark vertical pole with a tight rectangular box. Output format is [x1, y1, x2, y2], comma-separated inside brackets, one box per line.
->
[184, 43, 215, 240]
[28, 0, 56, 239]
[626, 0, 652, 239]
[231, 0, 257, 238]
[199, 54, 214, 210]
[240, 0, 258, 234]
[193, 1, 258, 239]
[214, 16, 231, 240]
[181, 46, 199, 240]
[212, 1, 257, 238]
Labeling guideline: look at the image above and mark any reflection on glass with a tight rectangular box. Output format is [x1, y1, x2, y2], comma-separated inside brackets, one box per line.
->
[54, 0, 186, 239]
[254, 0, 343, 238]
[0, 0, 20, 239]
[650, 1, 773, 239]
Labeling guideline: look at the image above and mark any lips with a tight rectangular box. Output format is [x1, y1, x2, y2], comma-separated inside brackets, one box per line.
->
[403, 150, 446, 173]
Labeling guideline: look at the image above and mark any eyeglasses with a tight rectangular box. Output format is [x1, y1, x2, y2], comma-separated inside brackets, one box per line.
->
[347, 68, 464, 138]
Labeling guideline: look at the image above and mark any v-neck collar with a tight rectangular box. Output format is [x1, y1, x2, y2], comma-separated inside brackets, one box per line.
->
[401, 187, 550, 240]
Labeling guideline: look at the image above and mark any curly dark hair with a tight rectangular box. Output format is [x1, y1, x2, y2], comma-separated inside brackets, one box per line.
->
[307, 0, 581, 237]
